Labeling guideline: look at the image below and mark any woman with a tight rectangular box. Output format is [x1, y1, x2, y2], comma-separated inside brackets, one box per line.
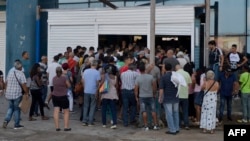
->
[52, 66, 71, 131]
[62, 63, 74, 113]
[101, 64, 119, 129]
[29, 63, 49, 121]
[200, 70, 219, 134]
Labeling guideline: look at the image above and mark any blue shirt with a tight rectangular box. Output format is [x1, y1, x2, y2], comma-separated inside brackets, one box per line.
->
[21, 59, 29, 78]
[82, 68, 101, 94]
[219, 72, 236, 96]
[159, 72, 178, 103]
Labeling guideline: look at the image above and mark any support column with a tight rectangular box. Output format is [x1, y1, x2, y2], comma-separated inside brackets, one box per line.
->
[6, 0, 38, 72]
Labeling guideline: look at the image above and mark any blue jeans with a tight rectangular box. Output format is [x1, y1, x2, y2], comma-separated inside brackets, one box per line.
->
[241, 93, 250, 120]
[219, 95, 232, 119]
[209, 63, 220, 81]
[82, 93, 96, 124]
[101, 99, 117, 125]
[163, 102, 179, 133]
[4, 96, 22, 127]
[122, 89, 137, 126]
[179, 98, 189, 127]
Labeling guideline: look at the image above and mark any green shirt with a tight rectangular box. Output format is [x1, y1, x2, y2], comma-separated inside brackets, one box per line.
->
[239, 72, 250, 93]
[177, 69, 192, 99]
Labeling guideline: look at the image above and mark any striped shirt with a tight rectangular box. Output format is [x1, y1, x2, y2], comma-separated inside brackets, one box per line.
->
[5, 69, 26, 100]
[121, 70, 139, 90]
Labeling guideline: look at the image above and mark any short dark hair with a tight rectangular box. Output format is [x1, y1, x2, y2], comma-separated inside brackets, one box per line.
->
[138, 62, 146, 72]
[232, 44, 237, 48]
[164, 63, 172, 71]
[208, 40, 216, 46]
[89, 46, 95, 51]
[54, 55, 59, 61]
[66, 46, 72, 51]
[22, 51, 27, 57]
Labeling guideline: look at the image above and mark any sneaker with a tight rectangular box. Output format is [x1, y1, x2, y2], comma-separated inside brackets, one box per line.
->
[237, 119, 248, 123]
[110, 120, 113, 125]
[102, 125, 106, 128]
[185, 126, 190, 130]
[110, 125, 117, 129]
[14, 125, 24, 129]
[2, 121, 8, 129]
[153, 125, 159, 130]
[82, 122, 88, 126]
[144, 127, 149, 131]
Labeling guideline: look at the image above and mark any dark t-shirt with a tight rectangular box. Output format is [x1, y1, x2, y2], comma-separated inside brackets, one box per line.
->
[209, 47, 223, 65]
[159, 72, 178, 103]
[163, 57, 179, 71]
[219, 72, 236, 96]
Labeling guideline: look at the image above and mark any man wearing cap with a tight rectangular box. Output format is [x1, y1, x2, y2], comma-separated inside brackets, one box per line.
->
[2, 60, 29, 129]
[218, 68, 237, 122]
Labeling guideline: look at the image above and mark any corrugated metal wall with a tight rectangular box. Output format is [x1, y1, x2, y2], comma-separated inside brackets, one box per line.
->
[47, 6, 195, 63]
[0, 11, 6, 78]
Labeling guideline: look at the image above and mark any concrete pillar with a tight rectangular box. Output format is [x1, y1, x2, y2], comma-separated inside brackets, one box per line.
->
[6, 0, 38, 72]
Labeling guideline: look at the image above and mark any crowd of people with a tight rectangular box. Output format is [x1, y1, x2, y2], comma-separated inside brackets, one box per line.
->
[0, 40, 250, 135]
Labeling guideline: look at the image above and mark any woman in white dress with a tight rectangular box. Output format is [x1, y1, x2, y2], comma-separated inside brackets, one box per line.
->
[200, 70, 219, 134]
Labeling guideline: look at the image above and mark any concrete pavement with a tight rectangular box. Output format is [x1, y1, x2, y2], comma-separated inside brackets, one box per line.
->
[0, 96, 225, 141]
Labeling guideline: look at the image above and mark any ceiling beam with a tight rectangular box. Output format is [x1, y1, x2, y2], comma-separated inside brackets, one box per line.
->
[99, 0, 118, 9]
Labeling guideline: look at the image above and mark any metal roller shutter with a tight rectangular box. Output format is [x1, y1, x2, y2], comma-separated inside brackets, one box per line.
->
[0, 12, 6, 78]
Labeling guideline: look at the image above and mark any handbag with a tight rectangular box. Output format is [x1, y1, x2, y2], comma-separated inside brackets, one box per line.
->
[19, 95, 31, 114]
[195, 81, 216, 106]
[99, 74, 109, 94]
[14, 71, 25, 95]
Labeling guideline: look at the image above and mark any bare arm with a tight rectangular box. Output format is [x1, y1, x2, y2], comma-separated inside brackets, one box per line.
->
[66, 80, 71, 88]
[152, 80, 157, 97]
[239, 56, 248, 67]
[134, 85, 139, 102]
[158, 89, 164, 103]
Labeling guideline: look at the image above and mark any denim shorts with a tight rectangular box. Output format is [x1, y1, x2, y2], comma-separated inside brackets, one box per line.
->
[194, 92, 203, 106]
[139, 97, 156, 113]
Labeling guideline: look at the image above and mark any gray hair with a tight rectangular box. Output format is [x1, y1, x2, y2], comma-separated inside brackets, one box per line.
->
[56, 66, 62, 77]
[91, 59, 98, 67]
[14, 60, 22, 70]
[206, 70, 215, 80]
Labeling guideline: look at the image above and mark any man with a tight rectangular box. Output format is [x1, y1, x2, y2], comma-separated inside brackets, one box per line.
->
[95, 47, 104, 60]
[159, 63, 180, 135]
[162, 49, 179, 72]
[135, 63, 158, 131]
[121, 63, 139, 126]
[176, 64, 192, 130]
[119, 55, 134, 74]
[88, 46, 95, 57]
[208, 40, 224, 81]
[218, 68, 237, 122]
[176, 51, 187, 68]
[21, 51, 30, 78]
[2, 60, 29, 129]
[82, 60, 101, 126]
[46, 55, 61, 104]
[39, 56, 48, 103]
[227, 44, 248, 80]
[58, 52, 69, 65]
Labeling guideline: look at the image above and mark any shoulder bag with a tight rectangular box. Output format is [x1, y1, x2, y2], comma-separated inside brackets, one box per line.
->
[14, 71, 25, 95]
[195, 81, 216, 106]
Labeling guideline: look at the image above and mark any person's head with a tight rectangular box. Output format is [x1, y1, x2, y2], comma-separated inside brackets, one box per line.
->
[89, 46, 95, 53]
[124, 55, 133, 65]
[14, 59, 23, 70]
[22, 51, 29, 60]
[62, 63, 69, 71]
[64, 51, 69, 59]
[208, 40, 216, 50]
[175, 64, 182, 71]
[67, 46, 72, 53]
[56, 66, 63, 77]
[164, 63, 172, 71]
[0, 70, 3, 80]
[69, 52, 74, 58]
[138, 62, 146, 73]
[41, 56, 47, 63]
[166, 49, 174, 58]
[176, 51, 184, 58]
[90, 59, 98, 68]
[30, 63, 41, 78]
[53, 55, 59, 62]
[73, 48, 79, 56]
[231, 44, 237, 53]
[97, 47, 104, 54]
[206, 70, 215, 80]
[105, 65, 117, 75]
[225, 68, 233, 76]
[57, 53, 63, 59]
[242, 64, 250, 72]
[156, 50, 162, 57]
[128, 63, 136, 71]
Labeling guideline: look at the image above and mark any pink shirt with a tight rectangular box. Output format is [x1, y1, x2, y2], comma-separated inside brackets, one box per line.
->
[194, 73, 205, 92]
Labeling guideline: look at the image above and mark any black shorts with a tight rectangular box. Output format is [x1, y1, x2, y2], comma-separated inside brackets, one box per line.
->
[52, 95, 69, 109]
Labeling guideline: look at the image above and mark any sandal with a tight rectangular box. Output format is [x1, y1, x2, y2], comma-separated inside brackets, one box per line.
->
[29, 117, 37, 121]
[64, 128, 71, 131]
[42, 116, 49, 120]
[56, 128, 61, 131]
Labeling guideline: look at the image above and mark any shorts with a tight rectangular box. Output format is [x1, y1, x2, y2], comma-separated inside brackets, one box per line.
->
[139, 97, 156, 113]
[52, 95, 69, 109]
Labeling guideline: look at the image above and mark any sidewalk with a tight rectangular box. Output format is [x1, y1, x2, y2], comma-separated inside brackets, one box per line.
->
[0, 96, 225, 141]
